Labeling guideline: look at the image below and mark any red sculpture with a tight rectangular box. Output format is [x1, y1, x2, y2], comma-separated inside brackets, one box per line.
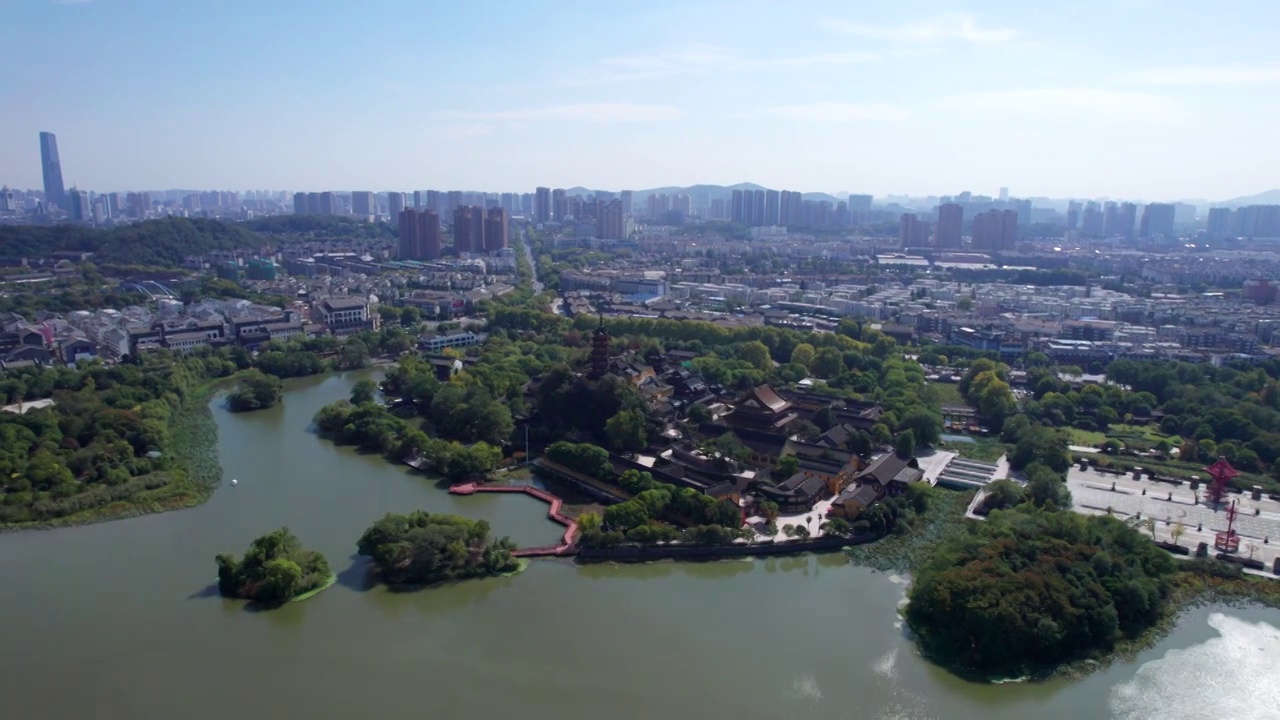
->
[1204, 456, 1239, 507]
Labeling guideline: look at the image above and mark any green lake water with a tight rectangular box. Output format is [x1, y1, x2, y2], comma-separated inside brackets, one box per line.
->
[1, 369, 1277, 719]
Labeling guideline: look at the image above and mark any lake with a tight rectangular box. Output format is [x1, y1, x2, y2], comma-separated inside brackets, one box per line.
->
[1, 369, 1277, 719]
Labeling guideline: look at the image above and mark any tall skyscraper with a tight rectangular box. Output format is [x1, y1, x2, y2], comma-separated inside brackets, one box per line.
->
[388, 192, 405, 219]
[351, 191, 375, 216]
[1139, 202, 1176, 238]
[39, 132, 66, 211]
[752, 190, 766, 226]
[935, 203, 963, 248]
[484, 207, 509, 252]
[412, 191, 422, 208]
[535, 186, 551, 222]
[619, 190, 633, 217]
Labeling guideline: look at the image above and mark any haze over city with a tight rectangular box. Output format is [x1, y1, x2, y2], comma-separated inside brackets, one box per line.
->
[3, 0, 1279, 200]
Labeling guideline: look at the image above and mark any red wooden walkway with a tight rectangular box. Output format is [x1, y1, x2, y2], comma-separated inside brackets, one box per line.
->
[448, 482, 579, 557]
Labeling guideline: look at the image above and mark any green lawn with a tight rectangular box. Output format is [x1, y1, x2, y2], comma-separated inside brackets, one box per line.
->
[924, 382, 965, 409]
[1068, 428, 1107, 447]
[944, 437, 1007, 463]
[1069, 424, 1177, 450]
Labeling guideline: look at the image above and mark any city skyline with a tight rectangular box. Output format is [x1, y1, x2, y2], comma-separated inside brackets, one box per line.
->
[3, 1, 1279, 198]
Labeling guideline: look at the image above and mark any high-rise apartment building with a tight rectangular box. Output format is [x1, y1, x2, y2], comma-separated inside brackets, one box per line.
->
[388, 192, 405, 219]
[752, 190, 766, 226]
[127, 192, 151, 219]
[1139, 203, 1176, 238]
[1066, 201, 1082, 231]
[452, 205, 485, 254]
[972, 209, 1018, 250]
[1118, 202, 1137, 241]
[413, 191, 422, 208]
[620, 190, 633, 217]
[730, 190, 746, 224]
[1083, 201, 1104, 236]
[319, 192, 337, 216]
[534, 186, 551, 222]
[398, 208, 441, 260]
[596, 199, 625, 239]
[1206, 207, 1233, 238]
[484, 207, 509, 252]
[351, 191, 375, 217]
[39, 132, 66, 211]
[764, 189, 780, 226]
[551, 188, 567, 221]
[935, 203, 963, 248]
[899, 213, 929, 247]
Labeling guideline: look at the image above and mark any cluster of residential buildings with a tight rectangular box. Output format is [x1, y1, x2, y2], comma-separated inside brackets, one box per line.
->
[0, 295, 380, 369]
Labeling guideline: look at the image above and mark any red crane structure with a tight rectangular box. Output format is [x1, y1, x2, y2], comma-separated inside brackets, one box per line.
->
[1203, 456, 1239, 507]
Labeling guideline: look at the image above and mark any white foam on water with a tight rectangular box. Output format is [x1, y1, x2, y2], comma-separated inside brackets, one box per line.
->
[874, 647, 899, 679]
[887, 573, 907, 585]
[1110, 613, 1280, 720]
[787, 674, 823, 702]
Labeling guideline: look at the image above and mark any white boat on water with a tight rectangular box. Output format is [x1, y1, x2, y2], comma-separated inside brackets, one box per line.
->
[230, 478, 238, 486]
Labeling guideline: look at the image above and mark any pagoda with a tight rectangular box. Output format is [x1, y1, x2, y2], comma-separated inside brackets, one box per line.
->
[587, 313, 610, 380]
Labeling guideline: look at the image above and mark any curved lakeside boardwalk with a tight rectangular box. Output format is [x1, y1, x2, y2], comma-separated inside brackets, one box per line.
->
[448, 482, 579, 557]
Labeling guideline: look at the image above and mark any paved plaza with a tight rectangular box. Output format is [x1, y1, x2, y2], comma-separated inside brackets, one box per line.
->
[1067, 465, 1280, 569]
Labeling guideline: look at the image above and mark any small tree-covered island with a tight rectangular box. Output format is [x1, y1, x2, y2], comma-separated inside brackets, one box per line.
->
[905, 506, 1175, 678]
[215, 528, 334, 604]
[225, 369, 283, 413]
[356, 511, 520, 585]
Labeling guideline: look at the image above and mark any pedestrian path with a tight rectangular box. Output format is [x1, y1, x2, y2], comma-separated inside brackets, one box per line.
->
[449, 482, 579, 557]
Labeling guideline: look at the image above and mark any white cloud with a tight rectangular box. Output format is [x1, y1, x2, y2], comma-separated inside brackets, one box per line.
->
[744, 102, 910, 122]
[823, 13, 1018, 46]
[435, 124, 495, 140]
[1125, 65, 1280, 86]
[565, 45, 883, 85]
[436, 103, 683, 123]
[935, 87, 1180, 119]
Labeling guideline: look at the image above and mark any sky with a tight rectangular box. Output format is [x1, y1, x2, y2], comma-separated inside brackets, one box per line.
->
[2, 0, 1278, 201]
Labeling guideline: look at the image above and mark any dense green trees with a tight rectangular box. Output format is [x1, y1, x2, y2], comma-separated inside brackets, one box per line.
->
[0, 355, 243, 525]
[356, 511, 518, 585]
[312, 401, 502, 481]
[959, 359, 1016, 428]
[566, 468, 749, 547]
[906, 506, 1176, 677]
[215, 528, 331, 603]
[226, 370, 282, 412]
[544, 441, 611, 479]
[350, 379, 378, 405]
[604, 409, 648, 452]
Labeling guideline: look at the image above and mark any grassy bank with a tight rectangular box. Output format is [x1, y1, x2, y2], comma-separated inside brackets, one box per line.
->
[290, 573, 338, 603]
[3, 379, 227, 530]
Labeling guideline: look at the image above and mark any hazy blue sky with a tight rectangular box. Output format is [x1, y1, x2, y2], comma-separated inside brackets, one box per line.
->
[2, 0, 1277, 200]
